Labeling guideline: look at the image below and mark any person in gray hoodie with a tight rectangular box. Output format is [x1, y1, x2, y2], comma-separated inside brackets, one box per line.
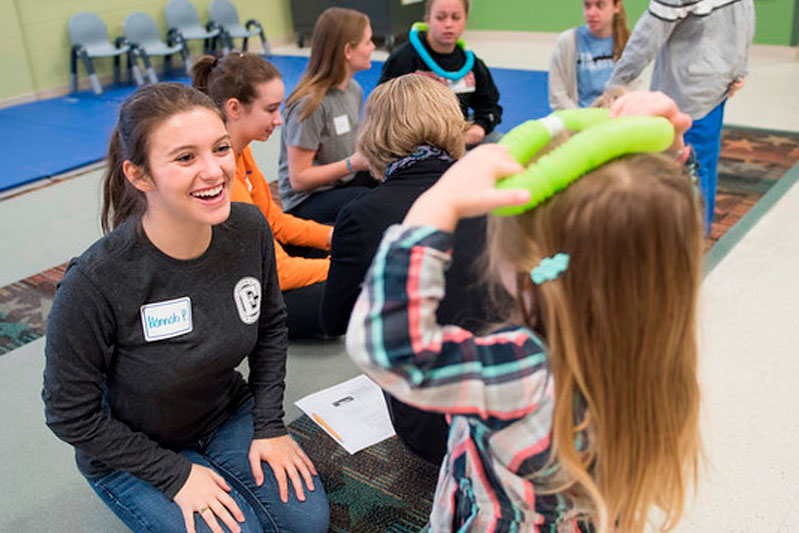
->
[608, 0, 755, 233]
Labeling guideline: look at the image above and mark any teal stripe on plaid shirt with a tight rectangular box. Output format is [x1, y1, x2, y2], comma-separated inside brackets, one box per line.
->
[425, 350, 548, 382]
[369, 225, 440, 369]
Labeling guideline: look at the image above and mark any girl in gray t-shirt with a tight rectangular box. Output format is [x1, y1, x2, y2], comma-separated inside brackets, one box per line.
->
[278, 7, 378, 224]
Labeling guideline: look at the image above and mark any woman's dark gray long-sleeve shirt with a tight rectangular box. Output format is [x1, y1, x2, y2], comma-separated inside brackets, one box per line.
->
[43, 203, 288, 499]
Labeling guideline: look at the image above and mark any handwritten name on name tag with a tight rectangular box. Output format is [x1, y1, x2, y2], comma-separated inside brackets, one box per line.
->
[140, 297, 193, 342]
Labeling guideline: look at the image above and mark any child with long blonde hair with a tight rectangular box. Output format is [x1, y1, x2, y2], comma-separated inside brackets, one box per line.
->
[347, 92, 702, 532]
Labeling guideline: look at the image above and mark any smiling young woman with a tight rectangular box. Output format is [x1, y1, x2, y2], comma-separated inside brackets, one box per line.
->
[43, 83, 330, 533]
[193, 52, 334, 339]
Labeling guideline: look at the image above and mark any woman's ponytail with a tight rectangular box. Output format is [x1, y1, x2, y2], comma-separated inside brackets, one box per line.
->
[191, 52, 281, 111]
[101, 126, 146, 234]
[191, 54, 217, 96]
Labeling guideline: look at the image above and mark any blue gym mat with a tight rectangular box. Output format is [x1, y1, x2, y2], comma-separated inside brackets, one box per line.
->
[0, 55, 550, 193]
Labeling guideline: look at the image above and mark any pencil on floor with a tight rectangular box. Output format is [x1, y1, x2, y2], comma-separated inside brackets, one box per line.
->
[312, 412, 343, 442]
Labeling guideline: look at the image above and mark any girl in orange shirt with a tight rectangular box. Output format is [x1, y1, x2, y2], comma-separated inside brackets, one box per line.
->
[193, 53, 332, 339]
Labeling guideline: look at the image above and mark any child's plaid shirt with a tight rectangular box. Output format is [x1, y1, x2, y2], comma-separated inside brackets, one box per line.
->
[347, 225, 593, 532]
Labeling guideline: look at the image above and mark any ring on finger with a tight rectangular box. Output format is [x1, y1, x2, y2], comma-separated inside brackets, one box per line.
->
[199, 505, 210, 514]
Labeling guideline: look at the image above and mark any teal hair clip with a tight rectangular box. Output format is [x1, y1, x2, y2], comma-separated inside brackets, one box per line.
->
[530, 253, 570, 285]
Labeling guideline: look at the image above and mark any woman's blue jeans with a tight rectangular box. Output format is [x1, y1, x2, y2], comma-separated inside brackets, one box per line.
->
[86, 399, 329, 533]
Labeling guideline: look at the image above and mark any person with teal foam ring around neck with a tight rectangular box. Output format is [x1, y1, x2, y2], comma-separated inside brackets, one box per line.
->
[378, 0, 502, 147]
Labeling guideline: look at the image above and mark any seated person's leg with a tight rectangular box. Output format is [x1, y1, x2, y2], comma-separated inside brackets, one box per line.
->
[282, 282, 326, 340]
[281, 244, 329, 260]
[347, 170, 379, 189]
[386, 393, 449, 466]
[288, 186, 370, 225]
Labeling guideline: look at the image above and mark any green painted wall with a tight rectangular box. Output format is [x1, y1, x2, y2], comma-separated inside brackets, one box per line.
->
[467, 0, 796, 46]
[2, 0, 293, 97]
[0, 0, 36, 100]
[751, 0, 796, 44]
[468, 0, 649, 33]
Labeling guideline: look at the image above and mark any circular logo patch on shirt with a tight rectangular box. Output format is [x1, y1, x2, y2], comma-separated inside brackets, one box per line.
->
[234, 277, 261, 324]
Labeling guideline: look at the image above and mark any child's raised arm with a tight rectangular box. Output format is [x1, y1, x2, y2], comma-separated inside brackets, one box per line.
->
[403, 144, 528, 232]
[345, 151, 548, 421]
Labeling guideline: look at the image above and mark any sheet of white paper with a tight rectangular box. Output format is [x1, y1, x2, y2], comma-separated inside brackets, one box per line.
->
[295, 374, 396, 454]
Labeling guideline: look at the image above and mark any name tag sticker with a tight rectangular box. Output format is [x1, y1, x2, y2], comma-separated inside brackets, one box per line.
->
[140, 297, 193, 342]
[447, 71, 476, 95]
[333, 114, 351, 136]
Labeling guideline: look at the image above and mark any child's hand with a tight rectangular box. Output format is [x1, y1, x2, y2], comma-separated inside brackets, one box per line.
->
[403, 144, 528, 232]
[609, 91, 693, 164]
[728, 76, 746, 98]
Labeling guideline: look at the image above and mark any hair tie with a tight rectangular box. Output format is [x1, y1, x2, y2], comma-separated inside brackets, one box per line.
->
[530, 253, 570, 285]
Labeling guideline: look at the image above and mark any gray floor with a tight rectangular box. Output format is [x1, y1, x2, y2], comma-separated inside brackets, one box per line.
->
[1, 32, 798, 531]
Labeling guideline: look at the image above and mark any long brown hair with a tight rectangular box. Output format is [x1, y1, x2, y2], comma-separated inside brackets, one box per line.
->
[487, 154, 703, 531]
[357, 74, 466, 178]
[191, 52, 281, 111]
[284, 7, 369, 121]
[101, 83, 223, 233]
[612, 0, 630, 61]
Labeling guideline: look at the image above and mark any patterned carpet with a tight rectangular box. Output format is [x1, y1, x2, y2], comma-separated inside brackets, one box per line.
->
[710, 126, 799, 245]
[288, 414, 439, 532]
[0, 126, 798, 531]
[0, 263, 66, 355]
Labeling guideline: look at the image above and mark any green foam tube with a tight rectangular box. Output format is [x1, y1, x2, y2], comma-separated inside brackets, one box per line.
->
[494, 115, 675, 216]
[499, 108, 611, 166]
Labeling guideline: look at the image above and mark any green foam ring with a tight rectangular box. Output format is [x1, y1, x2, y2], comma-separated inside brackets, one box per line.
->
[411, 22, 466, 50]
[499, 108, 611, 166]
[493, 114, 675, 216]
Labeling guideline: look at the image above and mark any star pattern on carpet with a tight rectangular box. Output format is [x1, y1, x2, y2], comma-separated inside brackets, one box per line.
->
[723, 138, 758, 152]
[759, 134, 797, 147]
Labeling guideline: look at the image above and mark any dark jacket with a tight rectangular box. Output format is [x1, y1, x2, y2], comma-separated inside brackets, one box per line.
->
[378, 36, 502, 135]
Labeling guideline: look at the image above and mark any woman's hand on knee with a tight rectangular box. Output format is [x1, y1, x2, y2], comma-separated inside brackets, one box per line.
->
[249, 435, 318, 504]
[173, 464, 245, 533]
